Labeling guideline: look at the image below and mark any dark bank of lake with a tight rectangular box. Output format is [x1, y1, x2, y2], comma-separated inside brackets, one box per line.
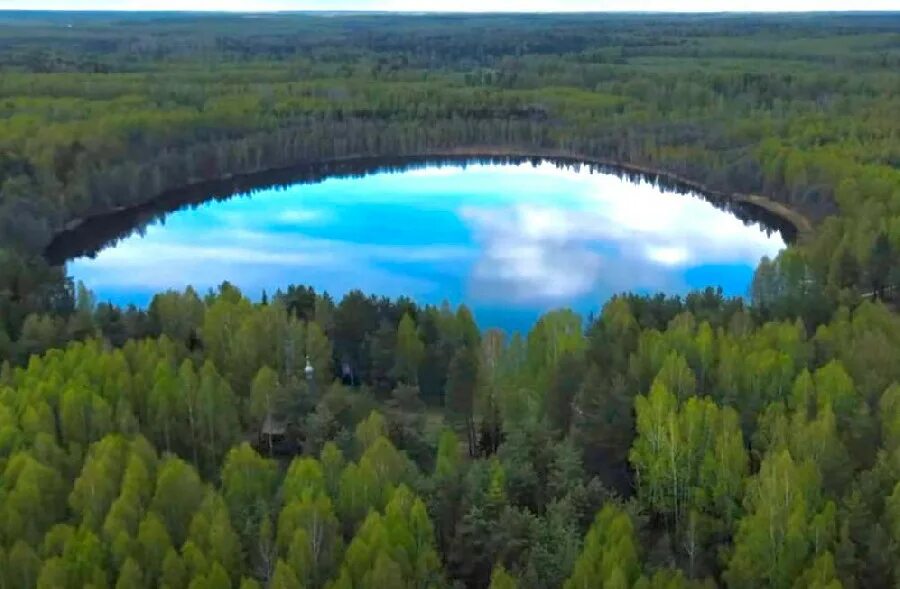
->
[53, 158, 786, 332]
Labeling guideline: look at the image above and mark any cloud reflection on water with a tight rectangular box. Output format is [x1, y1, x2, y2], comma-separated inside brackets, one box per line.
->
[69, 162, 784, 327]
[458, 168, 782, 303]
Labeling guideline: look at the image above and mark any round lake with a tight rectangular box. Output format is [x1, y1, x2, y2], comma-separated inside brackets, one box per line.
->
[67, 161, 785, 331]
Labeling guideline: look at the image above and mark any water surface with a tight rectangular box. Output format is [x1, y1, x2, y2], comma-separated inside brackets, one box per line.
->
[69, 162, 784, 331]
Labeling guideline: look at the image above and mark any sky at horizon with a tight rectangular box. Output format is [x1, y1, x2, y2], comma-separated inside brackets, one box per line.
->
[1, 0, 898, 11]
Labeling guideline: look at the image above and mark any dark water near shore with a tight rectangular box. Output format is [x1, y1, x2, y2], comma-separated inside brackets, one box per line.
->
[57, 158, 785, 331]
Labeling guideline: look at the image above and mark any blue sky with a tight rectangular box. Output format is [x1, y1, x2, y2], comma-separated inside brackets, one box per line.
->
[2, 0, 897, 10]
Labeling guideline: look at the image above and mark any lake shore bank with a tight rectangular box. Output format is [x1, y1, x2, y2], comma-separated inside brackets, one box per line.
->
[45, 147, 813, 264]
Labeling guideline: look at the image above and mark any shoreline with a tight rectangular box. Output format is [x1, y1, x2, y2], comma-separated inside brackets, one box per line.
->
[429, 147, 815, 241]
[46, 147, 814, 262]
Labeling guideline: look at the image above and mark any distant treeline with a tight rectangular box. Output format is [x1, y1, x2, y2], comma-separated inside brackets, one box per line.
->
[0, 13, 899, 330]
[43, 153, 798, 264]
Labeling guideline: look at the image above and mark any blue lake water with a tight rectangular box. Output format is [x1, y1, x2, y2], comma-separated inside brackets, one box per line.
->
[68, 162, 785, 331]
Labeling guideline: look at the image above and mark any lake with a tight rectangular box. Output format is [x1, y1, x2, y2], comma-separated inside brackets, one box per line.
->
[65, 159, 785, 332]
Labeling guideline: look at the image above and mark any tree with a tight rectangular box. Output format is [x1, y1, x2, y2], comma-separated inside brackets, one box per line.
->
[149, 360, 179, 454]
[161, 548, 188, 589]
[283, 457, 327, 501]
[150, 287, 204, 345]
[564, 503, 641, 589]
[546, 350, 585, 435]
[250, 365, 281, 453]
[220, 443, 279, 555]
[654, 352, 696, 402]
[335, 485, 442, 589]
[67, 281, 97, 341]
[205, 563, 233, 589]
[320, 442, 345, 499]
[868, 232, 892, 298]
[630, 381, 748, 544]
[385, 383, 427, 458]
[187, 491, 242, 581]
[790, 551, 844, 589]
[394, 313, 424, 384]
[1, 451, 67, 546]
[278, 494, 342, 588]
[432, 429, 464, 552]
[489, 565, 519, 589]
[196, 360, 241, 472]
[629, 381, 679, 520]
[828, 240, 859, 291]
[446, 346, 480, 456]
[116, 557, 144, 589]
[355, 411, 388, 452]
[69, 434, 129, 531]
[306, 321, 333, 391]
[150, 457, 204, 547]
[270, 560, 302, 589]
[138, 513, 173, 584]
[572, 368, 633, 477]
[7, 540, 41, 589]
[60, 384, 113, 448]
[527, 310, 585, 392]
[725, 450, 836, 589]
[879, 383, 900, 453]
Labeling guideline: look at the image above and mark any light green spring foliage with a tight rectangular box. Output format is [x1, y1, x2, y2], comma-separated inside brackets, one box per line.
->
[1, 272, 900, 589]
[277, 491, 342, 587]
[0, 406, 437, 588]
[354, 411, 387, 452]
[334, 484, 442, 589]
[394, 313, 425, 385]
[270, 560, 302, 589]
[564, 504, 641, 589]
[630, 379, 748, 531]
[250, 365, 280, 432]
[319, 442, 345, 499]
[488, 565, 518, 589]
[434, 429, 462, 479]
[724, 450, 837, 589]
[221, 443, 280, 549]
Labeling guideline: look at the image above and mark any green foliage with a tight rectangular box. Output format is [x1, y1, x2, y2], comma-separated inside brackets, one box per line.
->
[489, 564, 519, 589]
[0, 284, 897, 588]
[564, 504, 641, 589]
[725, 450, 837, 589]
[335, 485, 442, 589]
[631, 381, 748, 532]
[2, 14, 900, 580]
[221, 445, 279, 528]
[150, 457, 205, 547]
[394, 313, 425, 385]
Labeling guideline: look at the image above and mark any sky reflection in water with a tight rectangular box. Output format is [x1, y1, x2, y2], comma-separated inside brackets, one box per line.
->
[69, 162, 785, 331]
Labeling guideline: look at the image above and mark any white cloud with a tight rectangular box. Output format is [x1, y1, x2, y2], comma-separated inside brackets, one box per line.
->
[457, 163, 783, 303]
[71, 160, 784, 309]
[645, 245, 690, 266]
[276, 209, 328, 224]
[71, 222, 474, 294]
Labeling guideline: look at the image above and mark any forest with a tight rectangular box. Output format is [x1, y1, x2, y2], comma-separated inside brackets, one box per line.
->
[1, 10, 900, 589]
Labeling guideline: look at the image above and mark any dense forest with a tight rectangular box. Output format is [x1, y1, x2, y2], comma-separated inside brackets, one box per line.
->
[1, 10, 900, 589]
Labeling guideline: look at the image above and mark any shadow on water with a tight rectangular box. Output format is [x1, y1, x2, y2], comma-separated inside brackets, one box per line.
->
[44, 154, 797, 265]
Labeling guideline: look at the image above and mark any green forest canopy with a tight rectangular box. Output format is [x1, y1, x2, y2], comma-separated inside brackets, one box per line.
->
[0, 11, 900, 589]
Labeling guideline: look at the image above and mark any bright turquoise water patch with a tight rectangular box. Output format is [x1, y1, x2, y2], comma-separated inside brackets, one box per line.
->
[68, 162, 784, 332]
